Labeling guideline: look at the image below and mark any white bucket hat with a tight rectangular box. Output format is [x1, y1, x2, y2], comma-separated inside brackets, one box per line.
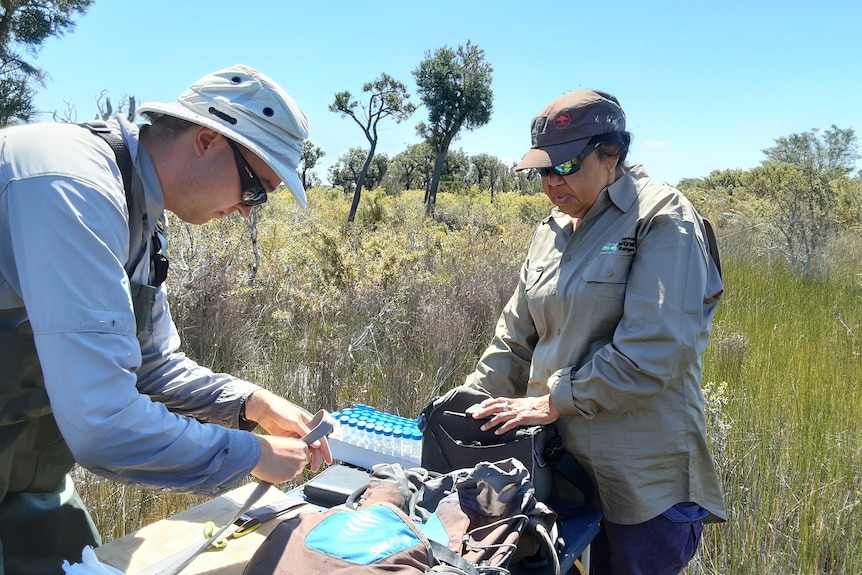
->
[138, 64, 309, 207]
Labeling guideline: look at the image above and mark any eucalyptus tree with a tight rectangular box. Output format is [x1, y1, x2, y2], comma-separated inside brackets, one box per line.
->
[0, 0, 92, 125]
[413, 40, 493, 216]
[470, 153, 511, 199]
[330, 73, 416, 223]
[299, 140, 325, 191]
[440, 148, 471, 194]
[753, 125, 858, 278]
[328, 147, 389, 195]
[389, 142, 435, 193]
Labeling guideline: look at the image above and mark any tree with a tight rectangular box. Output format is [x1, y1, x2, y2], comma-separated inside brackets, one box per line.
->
[299, 140, 325, 191]
[753, 125, 859, 278]
[330, 73, 416, 223]
[387, 143, 471, 195]
[439, 148, 470, 194]
[470, 153, 510, 199]
[677, 168, 753, 223]
[328, 147, 389, 194]
[47, 90, 137, 124]
[387, 142, 434, 193]
[94, 90, 135, 122]
[0, 0, 93, 125]
[515, 166, 542, 195]
[413, 40, 493, 216]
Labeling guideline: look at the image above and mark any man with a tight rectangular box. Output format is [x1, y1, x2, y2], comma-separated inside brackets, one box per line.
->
[0, 64, 332, 575]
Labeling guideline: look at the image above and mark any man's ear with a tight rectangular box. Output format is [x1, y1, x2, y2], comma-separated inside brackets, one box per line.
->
[193, 127, 222, 157]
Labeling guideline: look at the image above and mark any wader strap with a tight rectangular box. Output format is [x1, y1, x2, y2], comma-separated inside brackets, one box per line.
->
[79, 122, 169, 290]
[130, 282, 156, 335]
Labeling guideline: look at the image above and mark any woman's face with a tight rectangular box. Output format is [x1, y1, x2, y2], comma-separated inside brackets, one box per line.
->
[541, 151, 618, 219]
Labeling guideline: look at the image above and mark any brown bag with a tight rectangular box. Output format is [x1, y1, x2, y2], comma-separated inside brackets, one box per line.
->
[243, 458, 559, 575]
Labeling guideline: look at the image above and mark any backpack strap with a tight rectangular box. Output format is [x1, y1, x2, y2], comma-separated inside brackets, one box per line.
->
[544, 432, 594, 518]
[702, 218, 722, 278]
[428, 540, 481, 575]
[78, 122, 169, 288]
[79, 121, 133, 207]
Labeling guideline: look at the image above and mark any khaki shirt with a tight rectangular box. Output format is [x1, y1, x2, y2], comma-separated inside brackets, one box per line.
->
[466, 165, 726, 524]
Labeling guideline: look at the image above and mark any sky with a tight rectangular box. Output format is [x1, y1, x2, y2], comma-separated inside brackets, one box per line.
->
[28, 0, 862, 187]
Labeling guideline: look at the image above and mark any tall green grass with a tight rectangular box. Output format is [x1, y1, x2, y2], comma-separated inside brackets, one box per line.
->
[74, 188, 862, 573]
[691, 238, 862, 574]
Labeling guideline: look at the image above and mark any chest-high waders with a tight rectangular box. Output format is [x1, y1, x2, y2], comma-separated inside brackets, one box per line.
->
[0, 124, 166, 575]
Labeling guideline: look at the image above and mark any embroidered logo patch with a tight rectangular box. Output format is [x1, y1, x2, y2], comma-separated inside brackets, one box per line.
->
[553, 112, 571, 129]
[601, 238, 636, 254]
[618, 237, 636, 253]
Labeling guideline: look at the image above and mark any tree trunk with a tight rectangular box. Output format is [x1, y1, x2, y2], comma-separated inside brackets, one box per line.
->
[246, 207, 261, 285]
[347, 185, 363, 224]
[425, 146, 449, 218]
[347, 145, 377, 224]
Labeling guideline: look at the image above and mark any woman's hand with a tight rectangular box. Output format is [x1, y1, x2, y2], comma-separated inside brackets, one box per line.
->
[472, 394, 560, 435]
[244, 389, 333, 473]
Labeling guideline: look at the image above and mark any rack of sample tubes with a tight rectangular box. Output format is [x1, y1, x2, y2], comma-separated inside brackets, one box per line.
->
[327, 404, 423, 470]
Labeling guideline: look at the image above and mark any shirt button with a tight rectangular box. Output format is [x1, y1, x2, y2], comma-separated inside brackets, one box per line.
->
[564, 255, 571, 262]
[606, 270, 614, 277]
[551, 289, 557, 295]
[160, 487, 173, 493]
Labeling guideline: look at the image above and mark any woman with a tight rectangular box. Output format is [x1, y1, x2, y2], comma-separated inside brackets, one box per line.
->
[467, 89, 726, 575]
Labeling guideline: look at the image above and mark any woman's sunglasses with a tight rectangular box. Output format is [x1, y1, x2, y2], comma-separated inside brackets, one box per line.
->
[538, 142, 603, 177]
[226, 139, 268, 206]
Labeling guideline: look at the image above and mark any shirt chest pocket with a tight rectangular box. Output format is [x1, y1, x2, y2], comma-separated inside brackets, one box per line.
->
[579, 254, 634, 336]
[583, 253, 633, 285]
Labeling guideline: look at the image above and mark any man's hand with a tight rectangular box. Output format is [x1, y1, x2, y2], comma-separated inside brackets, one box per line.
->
[244, 389, 333, 474]
[251, 435, 311, 483]
[472, 394, 560, 435]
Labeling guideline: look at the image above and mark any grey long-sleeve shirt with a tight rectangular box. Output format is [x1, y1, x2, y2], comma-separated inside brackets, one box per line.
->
[467, 164, 727, 524]
[0, 117, 260, 495]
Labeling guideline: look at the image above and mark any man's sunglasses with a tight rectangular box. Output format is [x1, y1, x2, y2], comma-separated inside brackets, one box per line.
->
[538, 142, 602, 177]
[226, 139, 268, 206]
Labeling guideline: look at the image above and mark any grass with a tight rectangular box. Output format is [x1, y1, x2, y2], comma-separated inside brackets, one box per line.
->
[74, 188, 862, 573]
[690, 242, 862, 574]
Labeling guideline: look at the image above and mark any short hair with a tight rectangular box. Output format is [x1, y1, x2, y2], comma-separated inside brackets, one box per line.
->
[588, 131, 632, 166]
[143, 113, 198, 144]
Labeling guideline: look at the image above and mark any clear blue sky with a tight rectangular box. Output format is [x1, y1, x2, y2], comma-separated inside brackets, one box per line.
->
[30, 0, 862, 186]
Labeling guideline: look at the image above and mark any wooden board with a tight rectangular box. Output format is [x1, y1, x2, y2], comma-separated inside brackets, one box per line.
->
[94, 483, 315, 575]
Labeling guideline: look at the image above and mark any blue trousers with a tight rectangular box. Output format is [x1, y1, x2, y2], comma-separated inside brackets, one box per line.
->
[585, 504, 705, 575]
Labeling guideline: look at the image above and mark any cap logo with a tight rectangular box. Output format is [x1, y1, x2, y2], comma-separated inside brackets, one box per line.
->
[553, 112, 571, 130]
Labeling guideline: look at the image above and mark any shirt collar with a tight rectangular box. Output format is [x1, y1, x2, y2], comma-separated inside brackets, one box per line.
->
[606, 164, 650, 213]
[541, 163, 651, 225]
[116, 116, 165, 227]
